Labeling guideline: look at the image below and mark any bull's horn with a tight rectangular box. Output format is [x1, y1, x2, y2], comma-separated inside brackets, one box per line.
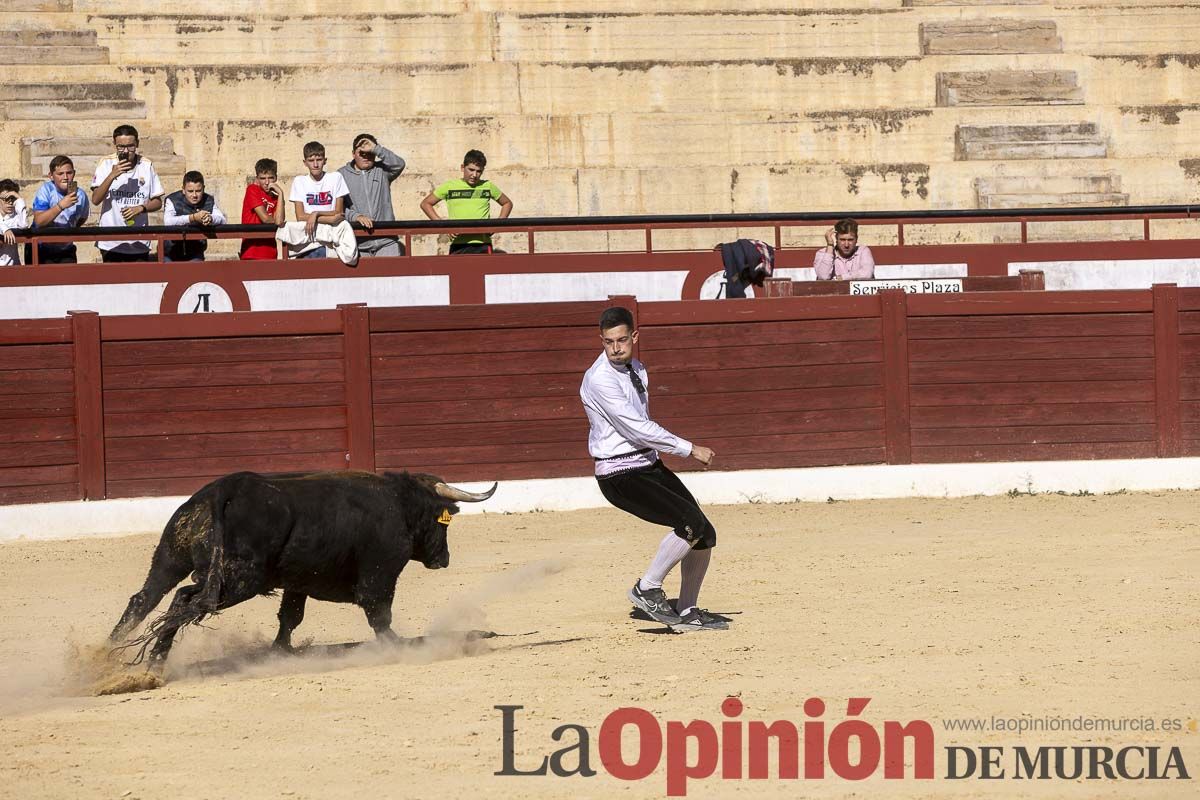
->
[434, 481, 498, 502]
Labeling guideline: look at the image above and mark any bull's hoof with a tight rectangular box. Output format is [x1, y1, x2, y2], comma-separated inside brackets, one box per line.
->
[376, 629, 403, 647]
[271, 640, 296, 655]
[90, 665, 164, 695]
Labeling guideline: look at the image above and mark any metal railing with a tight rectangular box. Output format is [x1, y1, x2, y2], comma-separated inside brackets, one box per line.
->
[10, 203, 1200, 264]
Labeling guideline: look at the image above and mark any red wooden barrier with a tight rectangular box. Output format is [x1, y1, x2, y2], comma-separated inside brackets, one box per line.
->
[0, 287, 1192, 505]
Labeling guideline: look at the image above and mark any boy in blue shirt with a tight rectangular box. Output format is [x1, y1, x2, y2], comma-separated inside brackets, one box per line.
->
[29, 155, 90, 264]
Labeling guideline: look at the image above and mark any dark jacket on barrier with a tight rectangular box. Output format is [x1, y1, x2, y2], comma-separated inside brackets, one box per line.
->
[718, 238, 775, 298]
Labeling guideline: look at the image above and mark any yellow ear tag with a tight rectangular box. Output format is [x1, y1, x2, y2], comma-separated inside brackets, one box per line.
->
[438, 509, 452, 525]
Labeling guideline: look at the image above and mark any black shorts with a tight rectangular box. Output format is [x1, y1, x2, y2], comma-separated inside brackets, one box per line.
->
[448, 242, 492, 255]
[101, 250, 152, 263]
[597, 461, 717, 550]
[25, 243, 78, 264]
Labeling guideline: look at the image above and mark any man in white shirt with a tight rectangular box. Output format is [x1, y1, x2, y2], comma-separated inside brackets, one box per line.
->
[90, 124, 165, 262]
[580, 306, 726, 633]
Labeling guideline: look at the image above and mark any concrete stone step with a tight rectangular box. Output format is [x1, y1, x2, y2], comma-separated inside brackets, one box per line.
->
[0, 83, 135, 102]
[976, 174, 1121, 195]
[1057, 11, 1200, 55]
[920, 20, 1061, 55]
[69, 0, 906, 13]
[9, 0, 71, 10]
[956, 123, 1108, 160]
[22, 135, 176, 159]
[905, 0, 1043, 5]
[0, 30, 97, 46]
[978, 191, 1130, 209]
[937, 70, 1084, 107]
[0, 45, 109, 64]
[0, 99, 146, 121]
[86, 11, 922, 64]
[20, 153, 189, 181]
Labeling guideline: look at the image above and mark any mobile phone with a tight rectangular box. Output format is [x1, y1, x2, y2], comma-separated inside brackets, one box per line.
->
[65, 180, 78, 193]
[118, 152, 130, 163]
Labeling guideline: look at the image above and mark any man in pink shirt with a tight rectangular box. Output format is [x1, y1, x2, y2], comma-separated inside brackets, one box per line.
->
[814, 217, 875, 280]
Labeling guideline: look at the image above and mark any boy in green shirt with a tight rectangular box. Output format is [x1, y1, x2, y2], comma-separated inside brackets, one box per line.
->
[420, 149, 513, 254]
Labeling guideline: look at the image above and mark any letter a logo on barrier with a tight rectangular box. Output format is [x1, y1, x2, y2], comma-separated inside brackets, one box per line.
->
[176, 282, 233, 314]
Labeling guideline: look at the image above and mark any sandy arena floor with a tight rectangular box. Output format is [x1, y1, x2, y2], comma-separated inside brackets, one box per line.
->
[0, 490, 1197, 799]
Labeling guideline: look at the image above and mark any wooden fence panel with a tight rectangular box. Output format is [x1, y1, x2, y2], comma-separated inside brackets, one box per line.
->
[369, 301, 610, 482]
[908, 310, 1157, 464]
[0, 331, 79, 504]
[1179, 307, 1200, 456]
[0, 289, 1195, 505]
[102, 331, 349, 499]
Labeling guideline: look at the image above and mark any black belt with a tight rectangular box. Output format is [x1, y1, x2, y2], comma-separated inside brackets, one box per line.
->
[593, 447, 655, 462]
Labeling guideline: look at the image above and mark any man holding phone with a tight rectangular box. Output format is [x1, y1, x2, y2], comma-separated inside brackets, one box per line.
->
[90, 124, 164, 262]
[29, 155, 90, 264]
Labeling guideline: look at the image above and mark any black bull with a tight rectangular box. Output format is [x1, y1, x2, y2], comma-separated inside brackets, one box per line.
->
[109, 470, 497, 664]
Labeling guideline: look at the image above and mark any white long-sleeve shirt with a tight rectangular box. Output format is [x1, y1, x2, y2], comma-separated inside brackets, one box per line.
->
[163, 195, 226, 227]
[1, 199, 28, 266]
[580, 351, 692, 477]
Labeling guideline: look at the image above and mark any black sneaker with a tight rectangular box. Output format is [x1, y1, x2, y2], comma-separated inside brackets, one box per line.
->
[696, 608, 732, 624]
[671, 607, 729, 632]
[628, 581, 682, 625]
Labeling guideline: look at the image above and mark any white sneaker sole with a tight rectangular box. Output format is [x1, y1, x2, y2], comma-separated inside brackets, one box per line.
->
[670, 621, 727, 633]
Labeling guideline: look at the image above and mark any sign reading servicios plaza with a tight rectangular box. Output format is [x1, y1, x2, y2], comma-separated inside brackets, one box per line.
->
[849, 279, 963, 295]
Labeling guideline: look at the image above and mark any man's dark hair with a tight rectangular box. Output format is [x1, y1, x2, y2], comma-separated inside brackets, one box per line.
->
[463, 149, 487, 169]
[599, 306, 635, 332]
[0, 179, 19, 194]
[112, 124, 139, 141]
[183, 170, 205, 186]
[48, 155, 74, 173]
[834, 218, 859, 236]
[353, 133, 377, 151]
[302, 141, 325, 159]
[254, 158, 278, 175]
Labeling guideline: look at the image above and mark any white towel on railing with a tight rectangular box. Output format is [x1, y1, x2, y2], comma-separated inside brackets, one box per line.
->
[275, 221, 359, 266]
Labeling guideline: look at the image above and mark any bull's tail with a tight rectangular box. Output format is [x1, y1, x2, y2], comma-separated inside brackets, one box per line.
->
[117, 478, 235, 665]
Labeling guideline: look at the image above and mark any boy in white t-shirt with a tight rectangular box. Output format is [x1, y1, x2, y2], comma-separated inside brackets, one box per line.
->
[90, 124, 165, 262]
[287, 141, 348, 259]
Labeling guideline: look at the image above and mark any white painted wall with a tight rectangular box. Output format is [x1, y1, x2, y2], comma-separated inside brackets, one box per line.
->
[1010, 258, 1200, 290]
[0, 283, 168, 318]
[485, 271, 689, 303]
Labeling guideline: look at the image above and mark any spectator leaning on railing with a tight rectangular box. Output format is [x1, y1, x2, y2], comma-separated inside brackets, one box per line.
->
[338, 133, 406, 257]
[90, 124, 164, 263]
[0, 179, 28, 266]
[163, 170, 227, 262]
[239, 158, 286, 261]
[814, 217, 875, 281]
[420, 149, 513, 254]
[29, 155, 90, 264]
[287, 140, 348, 260]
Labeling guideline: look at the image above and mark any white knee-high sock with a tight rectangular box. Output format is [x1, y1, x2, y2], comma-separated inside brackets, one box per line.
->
[639, 532, 693, 590]
[676, 546, 711, 615]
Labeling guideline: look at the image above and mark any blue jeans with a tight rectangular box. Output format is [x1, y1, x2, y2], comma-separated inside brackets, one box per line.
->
[293, 246, 327, 260]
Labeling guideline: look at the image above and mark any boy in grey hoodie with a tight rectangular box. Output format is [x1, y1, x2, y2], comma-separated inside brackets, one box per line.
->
[337, 134, 406, 257]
